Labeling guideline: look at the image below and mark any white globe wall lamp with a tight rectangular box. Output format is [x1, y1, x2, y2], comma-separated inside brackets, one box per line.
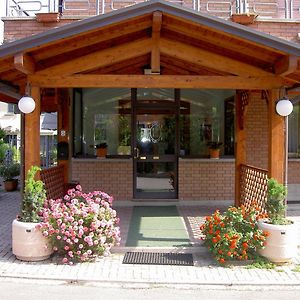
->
[275, 98, 293, 117]
[18, 95, 36, 114]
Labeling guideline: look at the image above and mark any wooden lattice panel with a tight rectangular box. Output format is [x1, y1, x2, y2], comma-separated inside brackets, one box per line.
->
[240, 164, 268, 213]
[40, 165, 65, 200]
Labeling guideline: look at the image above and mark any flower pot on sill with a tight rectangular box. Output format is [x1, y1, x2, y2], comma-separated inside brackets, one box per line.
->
[36, 13, 60, 23]
[4, 179, 18, 192]
[209, 149, 220, 159]
[231, 14, 257, 25]
[96, 148, 107, 158]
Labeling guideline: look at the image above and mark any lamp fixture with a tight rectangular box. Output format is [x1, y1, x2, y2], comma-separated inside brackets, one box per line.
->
[275, 98, 293, 117]
[18, 96, 36, 114]
[18, 83, 36, 114]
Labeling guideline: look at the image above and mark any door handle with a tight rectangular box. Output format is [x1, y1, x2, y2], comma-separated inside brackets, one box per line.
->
[134, 147, 140, 159]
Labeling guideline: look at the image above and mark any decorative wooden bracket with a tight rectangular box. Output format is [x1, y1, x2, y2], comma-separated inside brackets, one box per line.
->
[237, 90, 249, 130]
[274, 55, 298, 76]
[14, 53, 35, 74]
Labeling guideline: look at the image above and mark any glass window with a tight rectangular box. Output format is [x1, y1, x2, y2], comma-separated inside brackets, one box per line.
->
[73, 88, 131, 157]
[136, 88, 175, 103]
[288, 103, 300, 157]
[179, 89, 235, 157]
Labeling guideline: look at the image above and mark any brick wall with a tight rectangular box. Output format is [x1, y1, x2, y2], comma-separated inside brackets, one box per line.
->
[245, 91, 269, 169]
[288, 160, 300, 184]
[250, 21, 300, 43]
[178, 159, 235, 201]
[71, 159, 133, 200]
[3, 18, 78, 43]
[72, 158, 235, 201]
[243, 92, 300, 184]
[3, 12, 300, 43]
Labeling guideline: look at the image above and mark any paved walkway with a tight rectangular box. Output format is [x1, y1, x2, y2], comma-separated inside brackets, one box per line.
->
[1, 191, 300, 288]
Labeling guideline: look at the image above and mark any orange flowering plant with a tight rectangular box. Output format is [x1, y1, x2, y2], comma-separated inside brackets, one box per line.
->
[200, 205, 269, 264]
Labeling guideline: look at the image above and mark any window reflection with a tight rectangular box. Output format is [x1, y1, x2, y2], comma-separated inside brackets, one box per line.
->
[73, 88, 131, 157]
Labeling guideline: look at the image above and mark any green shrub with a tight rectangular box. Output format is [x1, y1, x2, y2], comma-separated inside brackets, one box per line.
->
[20, 166, 46, 223]
[0, 162, 20, 181]
[266, 178, 290, 225]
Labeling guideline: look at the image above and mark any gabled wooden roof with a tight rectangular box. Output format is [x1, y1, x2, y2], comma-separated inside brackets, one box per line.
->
[0, 0, 299, 96]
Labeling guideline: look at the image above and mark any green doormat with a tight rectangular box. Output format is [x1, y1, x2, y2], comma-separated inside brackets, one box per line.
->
[125, 206, 191, 247]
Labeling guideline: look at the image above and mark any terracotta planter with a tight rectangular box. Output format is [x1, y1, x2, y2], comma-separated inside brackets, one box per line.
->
[36, 13, 60, 23]
[4, 179, 18, 192]
[12, 219, 53, 261]
[231, 14, 257, 25]
[258, 220, 298, 263]
[96, 147, 107, 158]
[209, 148, 220, 159]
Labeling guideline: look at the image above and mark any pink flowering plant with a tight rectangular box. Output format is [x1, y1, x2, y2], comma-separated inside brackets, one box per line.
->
[38, 185, 120, 264]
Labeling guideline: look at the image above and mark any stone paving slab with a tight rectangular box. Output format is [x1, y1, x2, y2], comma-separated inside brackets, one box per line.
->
[1, 191, 300, 288]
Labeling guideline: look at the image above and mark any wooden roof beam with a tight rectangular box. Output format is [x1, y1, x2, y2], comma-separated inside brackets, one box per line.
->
[36, 38, 152, 76]
[274, 55, 298, 76]
[159, 38, 274, 77]
[151, 11, 162, 74]
[14, 53, 35, 74]
[28, 74, 285, 89]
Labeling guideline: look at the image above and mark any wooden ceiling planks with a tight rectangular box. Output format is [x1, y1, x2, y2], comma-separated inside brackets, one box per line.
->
[31, 15, 153, 62]
[161, 27, 274, 72]
[35, 38, 153, 76]
[162, 13, 285, 57]
[85, 54, 150, 75]
[35, 29, 150, 71]
[0, 6, 299, 90]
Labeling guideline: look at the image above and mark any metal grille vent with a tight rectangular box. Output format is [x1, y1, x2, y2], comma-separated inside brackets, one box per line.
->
[122, 252, 194, 266]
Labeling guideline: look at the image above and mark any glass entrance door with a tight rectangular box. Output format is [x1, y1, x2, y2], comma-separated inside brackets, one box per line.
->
[133, 89, 178, 199]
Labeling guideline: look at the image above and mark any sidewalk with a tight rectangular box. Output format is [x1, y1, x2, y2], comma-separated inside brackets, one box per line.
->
[1, 191, 300, 288]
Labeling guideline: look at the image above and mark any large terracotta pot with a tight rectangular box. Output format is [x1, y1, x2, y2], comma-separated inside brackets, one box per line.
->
[258, 220, 298, 263]
[36, 13, 60, 23]
[231, 13, 257, 25]
[4, 179, 18, 192]
[12, 219, 53, 261]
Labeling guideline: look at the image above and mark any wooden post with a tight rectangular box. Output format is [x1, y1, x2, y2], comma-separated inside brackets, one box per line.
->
[57, 89, 70, 188]
[24, 85, 40, 177]
[268, 89, 285, 183]
[235, 90, 247, 206]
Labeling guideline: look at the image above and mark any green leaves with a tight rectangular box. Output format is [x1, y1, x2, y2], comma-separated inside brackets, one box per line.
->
[266, 178, 288, 225]
[20, 166, 46, 223]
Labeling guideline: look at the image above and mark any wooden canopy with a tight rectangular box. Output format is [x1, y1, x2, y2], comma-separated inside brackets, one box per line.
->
[0, 0, 299, 95]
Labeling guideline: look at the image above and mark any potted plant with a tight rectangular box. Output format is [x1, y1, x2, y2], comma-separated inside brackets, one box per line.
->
[231, 13, 257, 25]
[0, 162, 20, 191]
[39, 185, 121, 264]
[200, 205, 268, 264]
[35, 12, 60, 23]
[207, 141, 223, 159]
[12, 166, 53, 261]
[258, 178, 298, 263]
[96, 143, 107, 158]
